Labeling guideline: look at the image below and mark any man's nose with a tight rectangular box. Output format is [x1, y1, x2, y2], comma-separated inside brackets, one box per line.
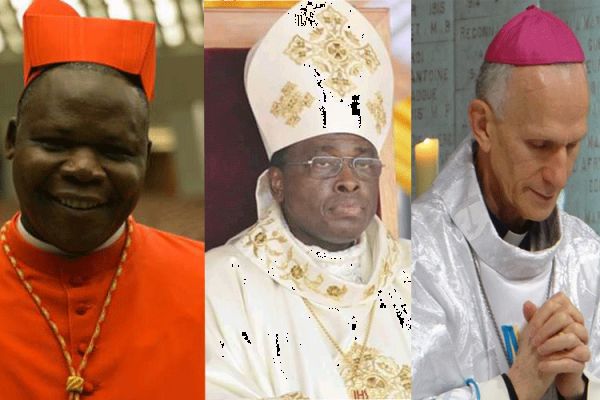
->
[334, 161, 360, 193]
[60, 147, 106, 183]
[542, 147, 569, 189]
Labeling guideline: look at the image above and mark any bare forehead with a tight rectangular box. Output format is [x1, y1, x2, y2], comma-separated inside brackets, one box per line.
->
[502, 64, 589, 126]
[17, 66, 149, 144]
[500, 64, 589, 143]
[30, 67, 141, 106]
[507, 64, 588, 94]
[18, 66, 148, 133]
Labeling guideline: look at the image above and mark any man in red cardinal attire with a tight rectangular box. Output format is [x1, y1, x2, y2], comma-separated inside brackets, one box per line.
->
[0, 1, 204, 399]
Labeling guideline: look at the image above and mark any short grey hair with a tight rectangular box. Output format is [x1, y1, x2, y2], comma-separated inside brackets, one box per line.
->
[474, 62, 513, 118]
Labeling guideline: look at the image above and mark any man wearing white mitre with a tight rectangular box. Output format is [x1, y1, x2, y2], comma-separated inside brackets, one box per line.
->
[412, 5, 600, 400]
[205, 1, 411, 399]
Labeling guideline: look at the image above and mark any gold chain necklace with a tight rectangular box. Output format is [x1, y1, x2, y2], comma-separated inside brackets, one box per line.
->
[0, 219, 133, 400]
[302, 297, 376, 399]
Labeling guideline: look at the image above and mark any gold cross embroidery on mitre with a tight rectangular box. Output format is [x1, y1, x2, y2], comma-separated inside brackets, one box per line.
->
[284, 5, 380, 98]
[367, 92, 386, 134]
[271, 82, 315, 127]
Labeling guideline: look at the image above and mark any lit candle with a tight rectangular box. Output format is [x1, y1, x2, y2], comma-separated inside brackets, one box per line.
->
[415, 138, 439, 197]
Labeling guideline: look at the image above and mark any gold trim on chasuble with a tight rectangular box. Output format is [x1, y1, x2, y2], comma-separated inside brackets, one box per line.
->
[235, 207, 410, 399]
[272, 328, 412, 399]
[242, 213, 342, 300]
[270, 351, 412, 400]
[283, 5, 381, 98]
[239, 206, 398, 305]
[340, 343, 411, 399]
[277, 392, 309, 400]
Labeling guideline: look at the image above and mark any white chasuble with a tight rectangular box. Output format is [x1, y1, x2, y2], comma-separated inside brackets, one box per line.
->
[206, 205, 411, 400]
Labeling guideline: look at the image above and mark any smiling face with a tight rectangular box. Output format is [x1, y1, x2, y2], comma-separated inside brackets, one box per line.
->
[269, 133, 379, 251]
[5, 66, 150, 254]
[474, 64, 589, 230]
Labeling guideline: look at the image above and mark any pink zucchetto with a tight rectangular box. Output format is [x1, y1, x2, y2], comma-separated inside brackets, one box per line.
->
[485, 5, 584, 65]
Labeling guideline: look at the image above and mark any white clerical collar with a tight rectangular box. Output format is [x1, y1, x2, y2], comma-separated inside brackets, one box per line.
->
[503, 230, 528, 247]
[17, 215, 125, 255]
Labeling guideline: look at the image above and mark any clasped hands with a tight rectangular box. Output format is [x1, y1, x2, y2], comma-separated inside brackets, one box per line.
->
[508, 292, 589, 400]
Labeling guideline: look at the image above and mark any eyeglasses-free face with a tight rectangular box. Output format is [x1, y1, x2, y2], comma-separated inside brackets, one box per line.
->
[6, 66, 150, 255]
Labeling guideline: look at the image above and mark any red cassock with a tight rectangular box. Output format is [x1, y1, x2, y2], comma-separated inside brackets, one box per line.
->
[0, 214, 204, 399]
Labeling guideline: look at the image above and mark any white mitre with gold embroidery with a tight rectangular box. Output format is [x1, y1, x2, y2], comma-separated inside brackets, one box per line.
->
[244, 0, 393, 158]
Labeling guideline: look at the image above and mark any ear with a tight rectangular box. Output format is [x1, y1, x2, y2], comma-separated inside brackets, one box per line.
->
[468, 99, 496, 153]
[268, 166, 285, 204]
[5, 117, 17, 160]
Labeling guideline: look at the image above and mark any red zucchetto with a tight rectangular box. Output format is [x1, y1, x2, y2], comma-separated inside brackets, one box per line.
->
[22, 0, 156, 100]
[485, 5, 584, 66]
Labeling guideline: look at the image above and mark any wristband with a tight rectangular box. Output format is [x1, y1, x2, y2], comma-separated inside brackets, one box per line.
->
[501, 373, 519, 400]
[557, 374, 588, 400]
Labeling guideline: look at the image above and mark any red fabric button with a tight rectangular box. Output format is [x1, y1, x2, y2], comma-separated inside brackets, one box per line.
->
[77, 343, 87, 355]
[75, 304, 89, 315]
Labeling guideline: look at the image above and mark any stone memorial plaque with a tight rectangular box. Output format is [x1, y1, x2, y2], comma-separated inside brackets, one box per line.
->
[454, 17, 497, 90]
[453, 88, 472, 152]
[412, 0, 454, 44]
[412, 41, 454, 149]
[541, 0, 595, 12]
[455, 0, 535, 20]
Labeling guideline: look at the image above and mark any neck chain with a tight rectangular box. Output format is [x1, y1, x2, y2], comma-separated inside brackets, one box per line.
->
[302, 297, 376, 399]
[468, 243, 555, 367]
[0, 219, 133, 400]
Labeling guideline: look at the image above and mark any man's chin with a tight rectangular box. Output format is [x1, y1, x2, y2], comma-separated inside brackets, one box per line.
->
[321, 222, 372, 247]
[26, 219, 121, 256]
[524, 206, 556, 223]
